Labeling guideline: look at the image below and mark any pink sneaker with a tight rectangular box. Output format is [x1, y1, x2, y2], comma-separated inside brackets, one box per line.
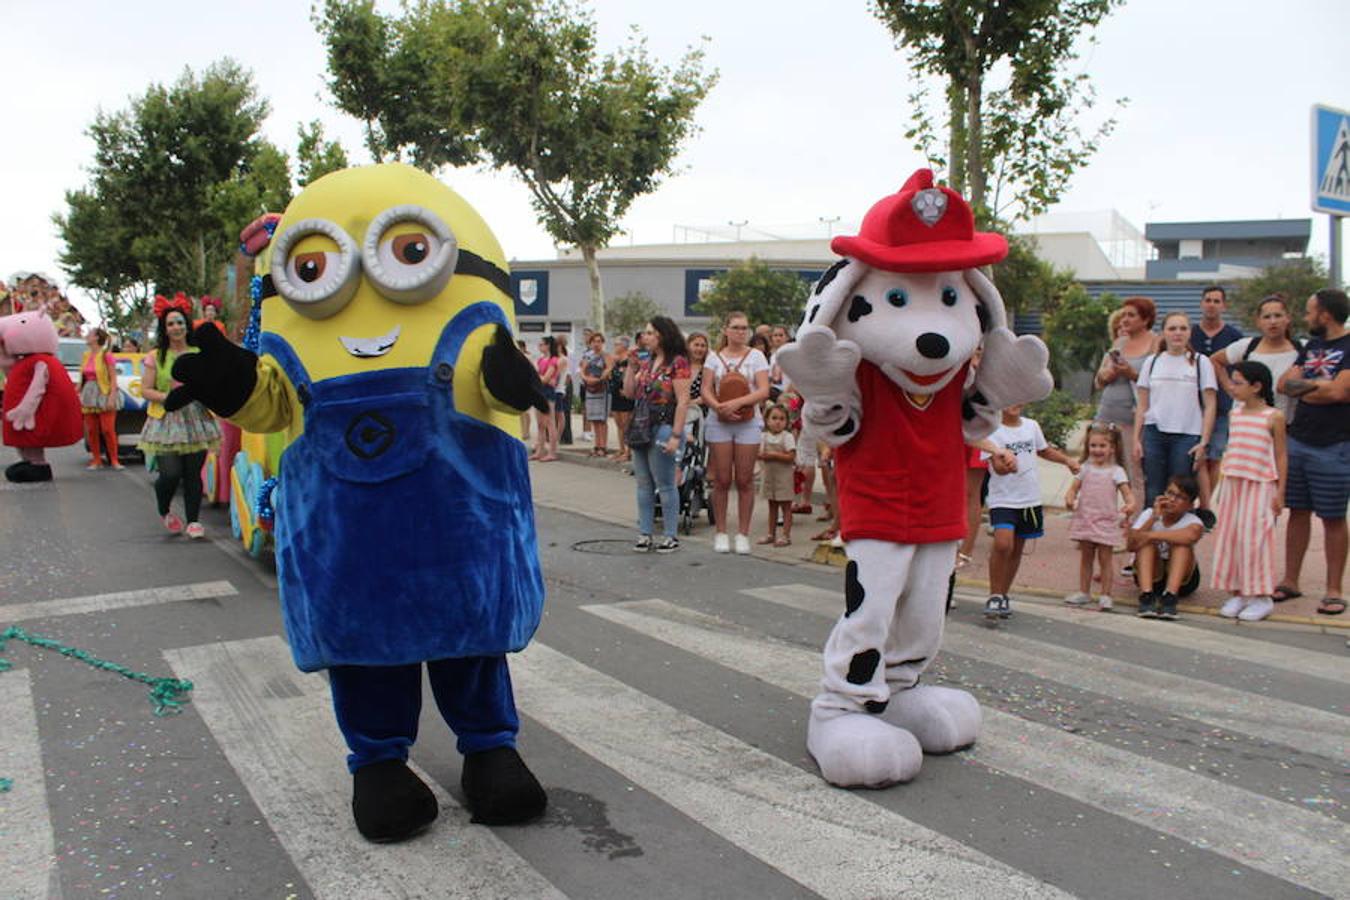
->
[185, 522, 205, 540]
[163, 513, 184, 534]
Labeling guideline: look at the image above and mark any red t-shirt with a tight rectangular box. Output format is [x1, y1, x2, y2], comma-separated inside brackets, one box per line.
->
[835, 360, 968, 544]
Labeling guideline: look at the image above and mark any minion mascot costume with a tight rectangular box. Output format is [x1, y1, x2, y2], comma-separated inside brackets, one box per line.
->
[776, 170, 1053, 789]
[165, 165, 552, 842]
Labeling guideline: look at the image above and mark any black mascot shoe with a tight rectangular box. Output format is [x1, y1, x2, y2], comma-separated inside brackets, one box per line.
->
[351, 759, 439, 843]
[461, 746, 547, 825]
[6, 461, 52, 483]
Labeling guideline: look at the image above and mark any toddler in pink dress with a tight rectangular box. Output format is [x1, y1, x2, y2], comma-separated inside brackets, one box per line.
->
[1065, 422, 1137, 610]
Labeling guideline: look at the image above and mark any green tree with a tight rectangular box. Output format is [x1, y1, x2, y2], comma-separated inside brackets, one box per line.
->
[873, 0, 1124, 221]
[315, 0, 718, 333]
[296, 120, 351, 186]
[1041, 285, 1116, 383]
[1230, 258, 1329, 333]
[604, 291, 662, 340]
[694, 258, 811, 331]
[54, 60, 291, 322]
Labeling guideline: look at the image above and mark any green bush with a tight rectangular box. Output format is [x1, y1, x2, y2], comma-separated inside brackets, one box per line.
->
[1025, 389, 1092, 449]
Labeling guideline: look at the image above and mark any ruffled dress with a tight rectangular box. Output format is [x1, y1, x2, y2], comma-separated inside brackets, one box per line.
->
[138, 349, 221, 455]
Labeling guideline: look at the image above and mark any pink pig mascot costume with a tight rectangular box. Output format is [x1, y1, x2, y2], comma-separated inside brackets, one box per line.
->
[1, 312, 83, 482]
[775, 170, 1053, 788]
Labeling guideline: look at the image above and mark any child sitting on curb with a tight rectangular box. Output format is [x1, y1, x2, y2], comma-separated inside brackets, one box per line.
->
[1127, 473, 1205, 620]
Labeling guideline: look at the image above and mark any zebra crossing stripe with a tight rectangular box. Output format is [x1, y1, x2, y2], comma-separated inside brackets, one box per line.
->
[743, 583, 1349, 684]
[515, 640, 1071, 900]
[164, 637, 564, 900]
[0, 670, 57, 900]
[4, 581, 238, 624]
[581, 599, 1349, 898]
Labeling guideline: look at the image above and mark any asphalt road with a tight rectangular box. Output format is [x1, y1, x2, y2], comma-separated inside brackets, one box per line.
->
[1, 446, 1346, 899]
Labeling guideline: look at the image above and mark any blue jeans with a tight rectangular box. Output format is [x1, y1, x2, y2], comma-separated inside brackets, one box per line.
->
[1142, 424, 1200, 505]
[633, 423, 682, 538]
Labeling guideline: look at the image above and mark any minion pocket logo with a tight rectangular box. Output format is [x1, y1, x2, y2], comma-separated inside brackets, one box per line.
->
[345, 411, 397, 460]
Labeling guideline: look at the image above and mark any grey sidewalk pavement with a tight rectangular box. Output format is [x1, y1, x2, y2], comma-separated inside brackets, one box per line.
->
[527, 416, 1346, 632]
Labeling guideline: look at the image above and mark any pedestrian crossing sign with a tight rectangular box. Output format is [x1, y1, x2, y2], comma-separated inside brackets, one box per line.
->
[1312, 103, 1350, 215]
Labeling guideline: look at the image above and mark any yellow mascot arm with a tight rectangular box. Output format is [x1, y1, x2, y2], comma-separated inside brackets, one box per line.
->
[228, 358, 297, 436]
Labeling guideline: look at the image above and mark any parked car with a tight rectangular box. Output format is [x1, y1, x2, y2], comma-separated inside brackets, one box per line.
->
[57, 339, 149, 462]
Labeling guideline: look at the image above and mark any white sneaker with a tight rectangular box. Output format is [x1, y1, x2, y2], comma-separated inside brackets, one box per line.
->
[1238, 596, 1274, 622]
[1218, 595, 1247, 618]
[713, 532, 731, 553]
[1064, 592, 1092, 606]
[1098, 595, 1114, 612]
[734, 533, 752, 555]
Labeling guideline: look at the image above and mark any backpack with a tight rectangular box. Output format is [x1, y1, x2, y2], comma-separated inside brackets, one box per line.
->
[715, 352, 754, 423]
[1240, 335, 1303, 361]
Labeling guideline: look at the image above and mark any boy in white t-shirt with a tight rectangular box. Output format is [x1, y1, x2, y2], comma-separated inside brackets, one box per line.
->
[1126, 473, 1205, 620]
[979, 405, 1080, 619]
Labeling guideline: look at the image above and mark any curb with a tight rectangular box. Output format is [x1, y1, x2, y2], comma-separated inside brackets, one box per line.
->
[955, 576, 1350, 632]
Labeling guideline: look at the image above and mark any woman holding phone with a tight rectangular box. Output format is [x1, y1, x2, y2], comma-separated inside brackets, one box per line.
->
[1095, 296, 1158, 505]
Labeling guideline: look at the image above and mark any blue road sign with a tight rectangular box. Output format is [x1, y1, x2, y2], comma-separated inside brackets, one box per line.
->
[1312, 104, 1350, 215]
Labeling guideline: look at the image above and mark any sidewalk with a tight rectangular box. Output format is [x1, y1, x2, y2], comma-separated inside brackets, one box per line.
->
[530, 417, 1345, 631]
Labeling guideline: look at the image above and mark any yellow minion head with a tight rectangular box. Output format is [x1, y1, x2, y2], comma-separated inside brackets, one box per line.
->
[262, 164, 516, 384]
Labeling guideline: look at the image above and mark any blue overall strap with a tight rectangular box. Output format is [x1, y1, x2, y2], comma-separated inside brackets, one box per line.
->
[427, 302, 510, 386]
[258, 332, 312, 403]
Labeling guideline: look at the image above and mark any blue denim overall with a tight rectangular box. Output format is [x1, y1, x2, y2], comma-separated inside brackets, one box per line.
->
[260, 302, 544, 674]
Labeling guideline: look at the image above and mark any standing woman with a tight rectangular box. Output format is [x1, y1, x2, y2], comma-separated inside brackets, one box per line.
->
[580, 332, 613, 457]
[1210, 294, 1301, 420]
[79, 327, 122, 470]
[685, 331, 710, 441]
[702, 311, 771, 554]
[138, 297, 220, 538]
[1095, 296, 1158, 504]
[531, 336, 561, 461]
[555, 334, 574, 445]
[1134, 311, 1218, 510]
[623, 317, 691, 553]
[608, 336, 633, 462]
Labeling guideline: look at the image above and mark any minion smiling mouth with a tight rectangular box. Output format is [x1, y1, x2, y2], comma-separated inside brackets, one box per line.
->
[339, 325, 401, 358]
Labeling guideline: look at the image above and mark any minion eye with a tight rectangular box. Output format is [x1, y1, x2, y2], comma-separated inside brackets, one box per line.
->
[363, 205, 457, 304]
[271, 219, 361, 320]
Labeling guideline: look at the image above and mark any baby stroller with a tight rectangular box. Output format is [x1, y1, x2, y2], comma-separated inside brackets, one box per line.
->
[677, 408, 714, 535]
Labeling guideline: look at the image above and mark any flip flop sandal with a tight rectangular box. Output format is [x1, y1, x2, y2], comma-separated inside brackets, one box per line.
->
[1271, 585, 1303, 603]
[1316, 597, 1346, 616]
[774, 537, 791, 547]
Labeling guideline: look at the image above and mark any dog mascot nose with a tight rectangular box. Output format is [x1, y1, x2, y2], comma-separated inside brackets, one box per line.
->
[916, 332, 949, 359]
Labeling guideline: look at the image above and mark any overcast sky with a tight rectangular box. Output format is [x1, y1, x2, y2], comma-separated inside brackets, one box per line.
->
[4, 0, 1348, 321]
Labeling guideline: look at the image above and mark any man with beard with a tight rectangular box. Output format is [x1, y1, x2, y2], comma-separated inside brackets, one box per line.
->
[1274, 288, 1349, 615]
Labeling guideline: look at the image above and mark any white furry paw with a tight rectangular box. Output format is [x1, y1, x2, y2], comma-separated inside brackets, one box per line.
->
[880, 685, 982, 754]
[807, 709, 922, 788]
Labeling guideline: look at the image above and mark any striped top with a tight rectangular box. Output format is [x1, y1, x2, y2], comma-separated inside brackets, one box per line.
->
[1220, 406, 1277, 482]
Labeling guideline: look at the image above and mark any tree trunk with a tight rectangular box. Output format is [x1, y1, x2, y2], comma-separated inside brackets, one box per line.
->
[964, 72, 985, 212]
[581, 243, 605, 334]
[946, 80, 967, 194]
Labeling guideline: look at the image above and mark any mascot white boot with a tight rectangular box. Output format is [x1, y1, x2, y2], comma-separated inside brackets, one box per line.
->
[776, 169, 1053, 788]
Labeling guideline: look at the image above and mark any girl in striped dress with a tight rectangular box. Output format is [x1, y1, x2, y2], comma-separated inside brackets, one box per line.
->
[1212, 361, 1287, 621]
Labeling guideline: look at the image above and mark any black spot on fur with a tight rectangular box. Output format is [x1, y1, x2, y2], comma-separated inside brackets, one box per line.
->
[846, 295, 872, 323]
[844, 561, 865, 616]
[962, 399, 976, 420]
[832, 418, 855, 437]
[970, 390, 988, 407]
[976, 302, 992, 333]
[815, 259, 849, 296]
[807, 304, 820, 324]
[846, 649, 881, 685]
[864, 699, 888, 714]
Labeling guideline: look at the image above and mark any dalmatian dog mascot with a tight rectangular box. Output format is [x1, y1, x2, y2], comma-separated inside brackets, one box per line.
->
[776, 169, 1053, 788]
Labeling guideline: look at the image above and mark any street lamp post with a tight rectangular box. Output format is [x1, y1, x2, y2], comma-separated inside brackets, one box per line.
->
[728, 219, 748, 241]
[819, 216, 840, 237]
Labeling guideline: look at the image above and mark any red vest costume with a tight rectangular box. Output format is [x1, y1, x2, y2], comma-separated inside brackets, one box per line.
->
[2, 354, 83, 448]
[835, 360, 968, 545]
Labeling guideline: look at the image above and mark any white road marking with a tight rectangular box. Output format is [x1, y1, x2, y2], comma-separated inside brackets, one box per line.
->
[3, 581, 238, 623]
[743, 582, 1350, 684]
[0, 670, 58, 900]
[515, 641, 1070, 900]
[583, 599, 1350, 898]
[165, 637, 564, 900]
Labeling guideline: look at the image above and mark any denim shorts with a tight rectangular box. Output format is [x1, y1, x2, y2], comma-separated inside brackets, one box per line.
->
[990, 506, 1044, 539]
[1286, 437, 1350, 520]
[1206, 414, 1229, 461]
